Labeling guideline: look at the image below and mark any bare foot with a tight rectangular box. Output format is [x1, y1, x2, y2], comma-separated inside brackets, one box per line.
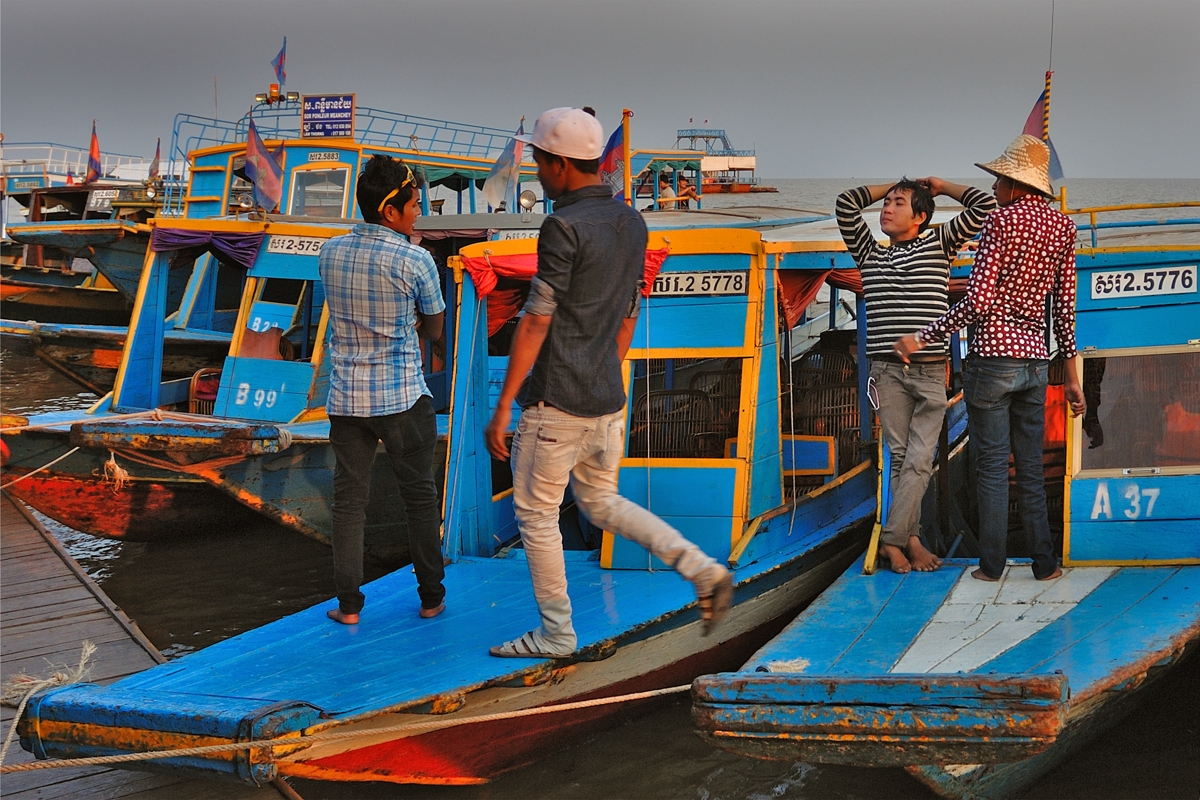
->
[1037, 567, 1063, 581]
[880, 543, 912, 574]
[971, 568, 1000, 582]
[907, 537, 943, 572]
[327, 608, 359, 625]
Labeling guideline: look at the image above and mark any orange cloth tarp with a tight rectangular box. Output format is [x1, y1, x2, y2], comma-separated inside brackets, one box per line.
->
[461, 248, 670, 336]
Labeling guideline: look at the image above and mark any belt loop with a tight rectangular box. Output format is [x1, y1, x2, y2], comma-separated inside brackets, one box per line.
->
[537, 401, 545, 411]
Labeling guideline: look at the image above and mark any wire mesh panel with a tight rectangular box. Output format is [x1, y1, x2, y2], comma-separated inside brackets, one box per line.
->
[689, 368, 742, 442]
[628, 390, 721, 459]
[791, 350, 857, 389]
[790, 381, 860, 440]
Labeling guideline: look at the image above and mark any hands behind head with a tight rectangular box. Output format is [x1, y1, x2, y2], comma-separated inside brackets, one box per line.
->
[917, 177, 944, 197]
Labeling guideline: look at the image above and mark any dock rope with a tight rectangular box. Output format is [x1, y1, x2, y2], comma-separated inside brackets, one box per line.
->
[0, 683, 690, 773]
[0, 447, 81, 491]
[0, 641, 95, 765]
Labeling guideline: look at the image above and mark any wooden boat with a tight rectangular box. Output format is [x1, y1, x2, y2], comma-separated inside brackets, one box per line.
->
[692, 204, 1200, 799]
[16, 217, 900, 785]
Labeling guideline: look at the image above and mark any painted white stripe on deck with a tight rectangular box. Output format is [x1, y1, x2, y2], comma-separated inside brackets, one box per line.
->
[891, 566, 1117, 674]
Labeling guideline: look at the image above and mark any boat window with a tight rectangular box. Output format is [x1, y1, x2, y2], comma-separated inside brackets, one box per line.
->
[627, 358, 740, 459]
[1080, 350, 1200, 471]
[289, 169, 348, 218]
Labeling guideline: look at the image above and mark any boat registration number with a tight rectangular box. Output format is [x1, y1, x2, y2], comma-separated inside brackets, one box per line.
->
[266, 235, 325, 256]
[496, 230, 539, 240]
[1090, 266, 1196, 300]
[652, 271, 749, 297]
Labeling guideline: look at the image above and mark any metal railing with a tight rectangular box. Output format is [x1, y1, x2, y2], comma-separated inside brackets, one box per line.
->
[1058, 195, 1200, 247]
[1, 142, 145, 182]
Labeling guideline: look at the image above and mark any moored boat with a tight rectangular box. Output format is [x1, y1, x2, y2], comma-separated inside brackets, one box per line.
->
[691, 204, 1200, 799]
[16, 217, 896, 785]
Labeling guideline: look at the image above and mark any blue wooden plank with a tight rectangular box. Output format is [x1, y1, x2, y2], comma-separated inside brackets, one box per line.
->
[983, 567, 1187, 688]
[1068, 521, 1200, 561]
[832, 566, 965, 674]
[783, 438, 834, 473]
[249, 251, 323, 280]
[212, 359, 314, 422]
[608, 514, 734, 569]
[617, 465, 737, 517]
[1074, 303, 1200, 350]
[634, 296, 749, 350]
[743, 560, 960, 674]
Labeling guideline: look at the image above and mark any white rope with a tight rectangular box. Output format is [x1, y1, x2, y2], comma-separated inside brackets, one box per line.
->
[0, 683, 691, 773]
[0, 447, 81, 491]
[0, 642, 95, 765]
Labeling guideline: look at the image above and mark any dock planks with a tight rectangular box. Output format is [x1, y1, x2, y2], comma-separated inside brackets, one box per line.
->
[0, 493, 285, 799]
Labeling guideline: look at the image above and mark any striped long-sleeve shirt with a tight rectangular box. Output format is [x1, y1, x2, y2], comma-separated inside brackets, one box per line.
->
[836, 185, 996, 358]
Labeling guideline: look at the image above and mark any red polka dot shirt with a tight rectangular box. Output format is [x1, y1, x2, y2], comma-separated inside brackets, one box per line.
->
[918, 194, 1078, 360]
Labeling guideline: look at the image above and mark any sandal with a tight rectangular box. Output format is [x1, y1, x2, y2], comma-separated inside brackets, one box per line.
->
[699, 572, 734, 636]
[489, 631, 573, 659]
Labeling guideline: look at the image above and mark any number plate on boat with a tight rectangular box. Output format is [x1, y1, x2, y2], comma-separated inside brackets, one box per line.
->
[1090, 266, 1196, 300]
[652, 271, 749, 297]
[266, 235, 325, 256]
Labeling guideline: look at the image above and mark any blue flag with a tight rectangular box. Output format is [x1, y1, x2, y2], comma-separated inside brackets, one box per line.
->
[245, 118, 283, 211]
[271, 38, 287, 87]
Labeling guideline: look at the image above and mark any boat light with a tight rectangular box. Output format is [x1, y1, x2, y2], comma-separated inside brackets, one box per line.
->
[286, 92, 300, 102]
[519, 189, 537, 222]
[255, 93, 270, 104]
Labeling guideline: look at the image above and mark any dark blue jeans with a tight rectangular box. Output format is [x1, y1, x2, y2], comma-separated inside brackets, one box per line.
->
[964, 357, 1058, 580]
[329, 396, 445, 614]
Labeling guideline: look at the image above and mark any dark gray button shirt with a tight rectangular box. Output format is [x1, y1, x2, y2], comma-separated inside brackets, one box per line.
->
[517, 184, 646, 417]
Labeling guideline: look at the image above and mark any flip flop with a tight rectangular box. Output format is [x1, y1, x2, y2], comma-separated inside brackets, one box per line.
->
[489, 631, 573, 659]
[699, 573, 734, 637]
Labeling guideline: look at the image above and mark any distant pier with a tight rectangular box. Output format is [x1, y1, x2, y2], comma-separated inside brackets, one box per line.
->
[0, 494, 283, 799]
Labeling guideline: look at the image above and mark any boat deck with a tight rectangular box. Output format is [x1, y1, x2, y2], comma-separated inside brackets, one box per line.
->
[0, 494, 278, 799]
[745, 557, 1200, 696]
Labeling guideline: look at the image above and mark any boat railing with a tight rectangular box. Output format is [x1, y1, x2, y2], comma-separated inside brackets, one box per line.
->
[162, 106, 520, 217]
[1, 142, 145, 182]
[1059, 197, 1200, 247]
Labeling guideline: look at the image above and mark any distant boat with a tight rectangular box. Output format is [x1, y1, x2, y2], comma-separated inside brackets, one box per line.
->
[675, 128, 776, 194]
[692, 204, 1200, 800]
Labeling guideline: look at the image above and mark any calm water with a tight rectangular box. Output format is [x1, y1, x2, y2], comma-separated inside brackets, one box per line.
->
[2, 179, 1197, 799]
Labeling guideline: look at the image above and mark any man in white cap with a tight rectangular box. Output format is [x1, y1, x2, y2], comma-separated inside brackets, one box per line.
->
[895, 134, 1086, 583]
[484, 107, 734, 658]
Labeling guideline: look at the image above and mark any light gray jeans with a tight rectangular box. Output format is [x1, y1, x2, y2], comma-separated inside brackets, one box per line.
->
[510, 403, 726, 651]
[870, 360, 948, 548]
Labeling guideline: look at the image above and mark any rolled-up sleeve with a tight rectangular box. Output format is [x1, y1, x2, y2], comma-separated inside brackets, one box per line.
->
[523, 216, 575, 317]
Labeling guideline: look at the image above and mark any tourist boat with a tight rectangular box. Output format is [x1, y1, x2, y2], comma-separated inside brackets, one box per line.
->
[15, 211, 909, 785]
[675, 127, 776, 194]
[691, 203, 1200, 799]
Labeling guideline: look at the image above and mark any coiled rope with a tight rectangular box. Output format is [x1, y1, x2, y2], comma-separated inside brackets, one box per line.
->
[0, 682, 690, 774]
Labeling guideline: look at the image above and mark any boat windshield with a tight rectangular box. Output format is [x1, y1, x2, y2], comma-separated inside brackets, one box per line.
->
[1079, 349, 1200, 471]
[289, 169, 349, 218]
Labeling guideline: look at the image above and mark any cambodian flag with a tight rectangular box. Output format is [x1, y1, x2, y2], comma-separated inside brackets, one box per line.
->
[271, 38, 287, 87]
[85, 120, 102, 183]
[1022, 88, 1064, 181]
[148, 138, 161, 181]
[599, 125, 624, 201]
[245, 118, 283, 211]
[482, 122, 524, 211]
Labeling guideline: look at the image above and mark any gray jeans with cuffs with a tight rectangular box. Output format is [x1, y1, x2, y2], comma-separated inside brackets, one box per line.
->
[870, 359, 948, 549]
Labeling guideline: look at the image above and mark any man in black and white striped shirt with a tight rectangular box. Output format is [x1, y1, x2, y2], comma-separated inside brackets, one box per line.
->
[837, 178, 995, 573]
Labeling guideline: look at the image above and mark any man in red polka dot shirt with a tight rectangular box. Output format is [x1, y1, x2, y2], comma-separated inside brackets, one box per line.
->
[895, 135, 1086, 583]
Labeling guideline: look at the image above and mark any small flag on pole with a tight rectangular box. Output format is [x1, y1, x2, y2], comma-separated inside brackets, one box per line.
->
[85, 121, 102, 183]
[599, 124, 625, 202]
[1022, 73, 1063, 181]
[66, 169, 75, 186]
[481, 121, 525, 211]
[271, 37, 287, 87]
[245, 118, 283, 211]
[148, 138, 161, 181]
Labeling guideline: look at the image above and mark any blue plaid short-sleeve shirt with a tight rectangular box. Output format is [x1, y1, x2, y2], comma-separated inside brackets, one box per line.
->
[318, 223, 445, 417]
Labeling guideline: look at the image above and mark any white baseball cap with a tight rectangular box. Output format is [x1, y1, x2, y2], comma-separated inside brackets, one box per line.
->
[516, 107, 604, 160]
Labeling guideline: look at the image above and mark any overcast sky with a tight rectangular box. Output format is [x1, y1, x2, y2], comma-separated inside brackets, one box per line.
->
[2, 0, 1197, 178]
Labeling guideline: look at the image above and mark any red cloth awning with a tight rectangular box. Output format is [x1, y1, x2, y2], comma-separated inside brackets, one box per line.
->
[775, 269, 864, 329]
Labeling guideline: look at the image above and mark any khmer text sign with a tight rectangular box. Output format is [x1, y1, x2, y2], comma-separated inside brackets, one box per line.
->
[302, 94, 356, 138]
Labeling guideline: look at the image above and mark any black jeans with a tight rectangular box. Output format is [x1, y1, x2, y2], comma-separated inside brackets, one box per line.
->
[964, 357, 1058, 580]
[329, 396, 445, 614]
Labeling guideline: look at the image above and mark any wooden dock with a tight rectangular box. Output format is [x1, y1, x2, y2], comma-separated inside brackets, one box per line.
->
[0, 493, 288, 799]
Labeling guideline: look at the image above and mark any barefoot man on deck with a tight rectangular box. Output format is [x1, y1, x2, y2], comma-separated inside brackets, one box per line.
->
[837, 176, 996, 573]
[484, 107, 733, 658]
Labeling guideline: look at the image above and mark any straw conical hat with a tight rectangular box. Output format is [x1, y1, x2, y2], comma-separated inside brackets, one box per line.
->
[976, 134, 1055, 197]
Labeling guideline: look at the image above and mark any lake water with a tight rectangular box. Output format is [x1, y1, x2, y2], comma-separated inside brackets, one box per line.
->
[2, 179, 1197, 799]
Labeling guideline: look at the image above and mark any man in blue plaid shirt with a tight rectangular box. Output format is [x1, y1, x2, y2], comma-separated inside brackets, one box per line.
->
[318, 155, 447, 624]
